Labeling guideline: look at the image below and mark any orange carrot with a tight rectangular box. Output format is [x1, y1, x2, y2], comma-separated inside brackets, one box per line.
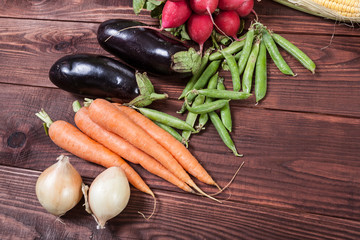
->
[115, 104, 219, 188]
[74, 107, 193, 193]
[35, 109, 154, 198]
[88, 99, 219, 202]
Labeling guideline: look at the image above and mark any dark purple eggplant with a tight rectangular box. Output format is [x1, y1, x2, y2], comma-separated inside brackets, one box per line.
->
[97, 19, 200, 78]
[49, 54, 140, 100]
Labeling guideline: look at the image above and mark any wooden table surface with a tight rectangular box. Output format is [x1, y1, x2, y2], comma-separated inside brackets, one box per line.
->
[1, 0, 360, 239]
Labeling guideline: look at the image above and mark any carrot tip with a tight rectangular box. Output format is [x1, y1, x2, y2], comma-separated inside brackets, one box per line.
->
[214, 183, 222, 192]
[191, 182, 222, 204]
[209, 161, 245, 197]
[138, 193, 157, 220]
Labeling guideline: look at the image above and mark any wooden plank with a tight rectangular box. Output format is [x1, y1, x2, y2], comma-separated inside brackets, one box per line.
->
[0, 0, 148, 24]
[1, 83, 359, 221]
[1, 165, 360, 240]
[0, 0, 357, 36]
[0, 19, 100, 88]
[0, 18, 359, 118]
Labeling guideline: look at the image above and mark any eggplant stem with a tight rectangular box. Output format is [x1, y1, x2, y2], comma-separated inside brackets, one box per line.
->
[150, 92, 168, 101]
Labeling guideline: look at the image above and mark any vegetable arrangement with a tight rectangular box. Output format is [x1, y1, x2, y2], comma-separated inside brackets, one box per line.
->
[35, 97, 228, 226]
[36, 109, 154, 198]
[36, 0, 317, 227]
[169, 21, 315, 153]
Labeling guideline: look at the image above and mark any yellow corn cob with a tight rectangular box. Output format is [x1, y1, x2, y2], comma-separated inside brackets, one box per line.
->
[312, 0, 360, 17]
[272, 0, 360, 22]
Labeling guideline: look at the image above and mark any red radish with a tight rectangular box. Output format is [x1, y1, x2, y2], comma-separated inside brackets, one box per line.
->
[214, 10, 241, 40]
[189, 0, 219, 15]
[236, 0, 254, 17]
[218, 0, 243, 10]
[160, 0, 192, 30]
[187, 13, 213, 54]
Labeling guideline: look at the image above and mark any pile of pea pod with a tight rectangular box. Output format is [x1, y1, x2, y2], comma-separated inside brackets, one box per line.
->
[138, 22, 316, 156]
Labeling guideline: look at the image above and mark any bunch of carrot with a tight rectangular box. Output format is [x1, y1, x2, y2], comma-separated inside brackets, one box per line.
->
[36, 98, 224, 218]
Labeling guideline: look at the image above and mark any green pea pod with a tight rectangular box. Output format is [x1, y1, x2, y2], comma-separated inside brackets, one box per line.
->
[194, 73, 220, 131]
[255, 40, 267, 103]
[208, 111, 242, 157]
[196, 89, 251, 100]
[180, 60, 221, 114]
[271, 33, 316, 74]
[196, 113, 209, 131]
[190, 61, 221, 96]
[209, 37, 246, 61]
[262, 30, 295, 76]
[242, 39, 260, 94]
[217, 79, 232, 132]
[178, 69, 220, 114]
[204, 72, 220, 102]
[187, 99, 230, 115]
[206, 72, 220, 90]
[234, 50, 243, 61]
[154, 121, 188, 148]
[221, 50, 241, 92]
[178, 49, 211, 100]
[137, 107, 195, 131]
[238, 28, 255, 75]
[182, 94, 205, 144]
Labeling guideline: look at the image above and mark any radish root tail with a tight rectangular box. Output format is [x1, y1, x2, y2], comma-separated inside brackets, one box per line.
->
[252, 9, 259, 22]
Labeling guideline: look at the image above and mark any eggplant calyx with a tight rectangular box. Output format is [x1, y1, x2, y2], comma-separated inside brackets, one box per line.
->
[126, 72, 168, 107]
[135, 71, 154, 96]
[126, 92, 168, 108]
[171, 48, 201, 75]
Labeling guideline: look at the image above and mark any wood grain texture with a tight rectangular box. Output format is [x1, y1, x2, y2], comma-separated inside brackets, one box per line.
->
[0, 83, 359, 222]
[1, 0, 360, 239]
[1, 165, 360, 240]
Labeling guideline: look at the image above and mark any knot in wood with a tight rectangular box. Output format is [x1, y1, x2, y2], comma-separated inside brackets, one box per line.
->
[7, 132, 27, 148]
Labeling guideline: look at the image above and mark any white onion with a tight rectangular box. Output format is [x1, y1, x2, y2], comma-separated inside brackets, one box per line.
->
[35, 155, 83, 217]
[87, 166, 130, 229]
